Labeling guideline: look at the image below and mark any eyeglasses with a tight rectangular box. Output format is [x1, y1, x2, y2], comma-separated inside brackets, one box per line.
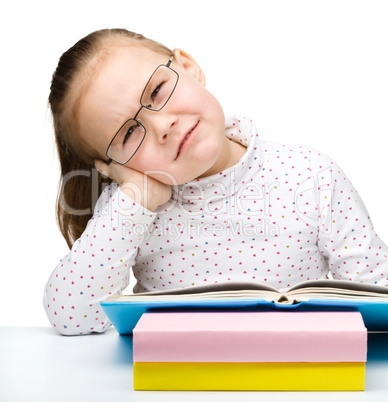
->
[106, 54, 179, 165]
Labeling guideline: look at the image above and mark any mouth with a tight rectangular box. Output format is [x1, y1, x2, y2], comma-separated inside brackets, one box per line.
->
[175, 121, 199, 160]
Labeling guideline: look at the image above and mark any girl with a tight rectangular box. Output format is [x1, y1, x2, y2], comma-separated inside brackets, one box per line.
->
[44, 28, 388, 335]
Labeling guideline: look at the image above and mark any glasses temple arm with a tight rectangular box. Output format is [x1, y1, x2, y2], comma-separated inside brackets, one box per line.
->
[166, 53, 174, 67]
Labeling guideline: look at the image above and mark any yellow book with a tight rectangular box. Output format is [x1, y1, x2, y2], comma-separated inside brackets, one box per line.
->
[134, 362, 365, 391]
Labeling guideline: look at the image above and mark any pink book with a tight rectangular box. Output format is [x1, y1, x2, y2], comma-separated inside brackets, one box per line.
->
[133, 311, 367, 362]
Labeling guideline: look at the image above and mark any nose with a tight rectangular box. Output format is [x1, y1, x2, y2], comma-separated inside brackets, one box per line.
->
[141, 110, 178, 144]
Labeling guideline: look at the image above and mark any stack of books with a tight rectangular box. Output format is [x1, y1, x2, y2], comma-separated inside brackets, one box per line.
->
[132, 311, 367, 391]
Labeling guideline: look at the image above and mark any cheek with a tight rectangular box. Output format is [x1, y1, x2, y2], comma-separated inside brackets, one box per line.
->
[125, 143, 166, 172]
[127, 146, 195, 185]
[175, 82, 225, 135]
[172, 77, 207, 110]
[128, 158, 184, 185]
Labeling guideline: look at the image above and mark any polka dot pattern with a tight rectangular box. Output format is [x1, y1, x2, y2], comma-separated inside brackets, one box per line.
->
[43, 116, 388, 335]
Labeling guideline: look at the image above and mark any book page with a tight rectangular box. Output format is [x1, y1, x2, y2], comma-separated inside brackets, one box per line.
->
[103, 279, 388, 303]
[128, 281, 280, 297]
[287, 279, 388, 298]
[107, 289, 280, 302]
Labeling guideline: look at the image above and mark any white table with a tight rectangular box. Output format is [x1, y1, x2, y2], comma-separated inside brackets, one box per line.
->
[1, 327, 388, 402]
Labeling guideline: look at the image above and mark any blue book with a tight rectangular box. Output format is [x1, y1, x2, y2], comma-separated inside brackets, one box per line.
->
[100, 279, 388, 334]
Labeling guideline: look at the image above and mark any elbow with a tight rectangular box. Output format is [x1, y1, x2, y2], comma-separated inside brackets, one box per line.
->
[43, 293, 111, 336]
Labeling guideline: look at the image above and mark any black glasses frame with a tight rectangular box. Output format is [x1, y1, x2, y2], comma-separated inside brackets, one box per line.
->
[106, 54, 179, 165]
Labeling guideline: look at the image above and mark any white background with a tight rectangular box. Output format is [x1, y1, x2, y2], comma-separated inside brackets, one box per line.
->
[1, 0, 387, 327]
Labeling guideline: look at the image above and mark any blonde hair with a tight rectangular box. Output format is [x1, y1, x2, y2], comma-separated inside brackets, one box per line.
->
[49, 28, 172, 247]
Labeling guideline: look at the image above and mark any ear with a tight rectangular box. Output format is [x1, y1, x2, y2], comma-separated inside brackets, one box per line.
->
[173, 49, 206, 86]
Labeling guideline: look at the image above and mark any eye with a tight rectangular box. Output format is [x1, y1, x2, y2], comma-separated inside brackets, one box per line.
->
[151, 82, 164, 101]
[123, 125, 136, 144]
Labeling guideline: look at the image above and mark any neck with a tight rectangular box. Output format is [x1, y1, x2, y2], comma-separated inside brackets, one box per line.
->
[198, 136, 246, 179]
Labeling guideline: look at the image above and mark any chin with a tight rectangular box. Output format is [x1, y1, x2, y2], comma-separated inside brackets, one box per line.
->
[195, 141, 224, 178]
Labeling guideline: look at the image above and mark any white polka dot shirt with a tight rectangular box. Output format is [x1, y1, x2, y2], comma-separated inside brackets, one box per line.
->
[43, 116, 388, 335]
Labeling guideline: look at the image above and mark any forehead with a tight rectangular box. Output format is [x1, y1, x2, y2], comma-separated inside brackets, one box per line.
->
[94, 44, 169, 93]
[76, 45, 169, 155]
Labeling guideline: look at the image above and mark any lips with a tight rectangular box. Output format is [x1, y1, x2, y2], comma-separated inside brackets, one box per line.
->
[175, 121, 199, 159]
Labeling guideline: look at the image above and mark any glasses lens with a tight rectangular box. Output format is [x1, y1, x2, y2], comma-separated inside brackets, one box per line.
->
[107, 119, 145, 164]
[141, 65, 178, 111]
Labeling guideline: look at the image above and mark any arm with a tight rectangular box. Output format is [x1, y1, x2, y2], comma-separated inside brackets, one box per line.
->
[43, 183, 158, 335]
[312, 150, 388, 286]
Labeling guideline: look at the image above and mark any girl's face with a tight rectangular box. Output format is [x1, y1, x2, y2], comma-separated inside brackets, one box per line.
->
[77, 44, 227, 185]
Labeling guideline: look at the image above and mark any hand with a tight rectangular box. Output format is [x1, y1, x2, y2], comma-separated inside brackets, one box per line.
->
[94, 160, 172, 212]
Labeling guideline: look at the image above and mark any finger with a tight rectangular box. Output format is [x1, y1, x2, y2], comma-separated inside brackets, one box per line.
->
[94, 159, 110, 178]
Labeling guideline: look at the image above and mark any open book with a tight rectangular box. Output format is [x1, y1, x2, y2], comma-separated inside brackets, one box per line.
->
[106, 279, 388, 303]
[100, 279, 388, 333]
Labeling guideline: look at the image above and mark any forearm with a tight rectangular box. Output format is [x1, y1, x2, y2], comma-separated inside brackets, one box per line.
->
[43, 184, 157, 335]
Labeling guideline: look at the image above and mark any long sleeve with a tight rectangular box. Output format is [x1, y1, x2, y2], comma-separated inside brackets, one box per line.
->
[310, 150, 388, 286]
[43, 183, 157, 335]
